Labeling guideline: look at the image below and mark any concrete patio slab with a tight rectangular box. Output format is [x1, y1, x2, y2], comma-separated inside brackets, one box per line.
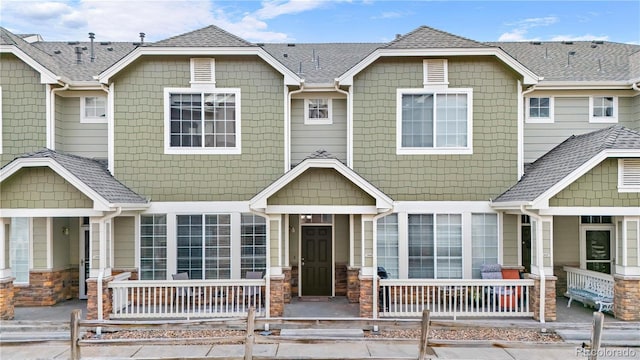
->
[133, 344, 212, 358]
[432, 346, 515, 360]
[366, 341, 420, 358]
[506, 346, 587, 360]
[79, 345, 142, 359]
[0, 344, 69, 360]
[206, 343, 278, 358]
[280, 328, 364, 338]
[275, 342, 370, 358]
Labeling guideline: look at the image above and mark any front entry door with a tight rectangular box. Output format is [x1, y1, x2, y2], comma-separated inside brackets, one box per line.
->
[583, 227, 613, 274]
[301, 226, 332, 296]
[521, 224, 531, 273]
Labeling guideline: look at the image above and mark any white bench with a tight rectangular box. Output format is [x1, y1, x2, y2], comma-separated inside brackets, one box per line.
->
[566, 282, 613, 313]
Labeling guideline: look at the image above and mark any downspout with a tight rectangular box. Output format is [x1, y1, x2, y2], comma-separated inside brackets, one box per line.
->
[519, 84, 537, 180]
[333, 81, 351, 167]
[96, 207, 122, 329]
[520, 205, 545, 323]
[285, 81, 305, 171]
[371, 208, 394, 324]
[632, 82, 640, 92]
[48, 83, 69, 149]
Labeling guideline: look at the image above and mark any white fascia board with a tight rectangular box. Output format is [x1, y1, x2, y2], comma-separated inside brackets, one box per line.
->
[249, 158, 393, 211]
[534, 81, 633, 90]
[108, 203, 149, 210]
[98, 47, 301, 85]
[531, 149, 640, 209]
[539, 207, 640, 216]
[265, 205, 379, 214]
[145, 201, 251, 213]
[0, 209, 105, 217]
[0, 45, 60, 84]
[0, 158, 111, 210]
[489, 201, 532, 210]
[337, 48, 540, 86]
[395, 201, 494, 213]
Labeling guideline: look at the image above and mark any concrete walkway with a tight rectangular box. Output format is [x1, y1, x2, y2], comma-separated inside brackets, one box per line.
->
[2, 341, 639, 359]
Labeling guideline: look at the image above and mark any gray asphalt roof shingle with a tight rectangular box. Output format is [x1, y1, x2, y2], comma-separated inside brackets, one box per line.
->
[3, 149, 148, 205]
[1, 27, 63, 77]
[150, 25, 253, 47]
[494, 126, 640, 203]
[385, 25, 490, 49]
[261, 43, 381, 84]
[488, 41, 640, 82]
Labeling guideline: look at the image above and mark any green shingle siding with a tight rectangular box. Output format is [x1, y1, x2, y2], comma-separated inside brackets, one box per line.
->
[0, 167, 93, 208]
[0, 54, 47, 166]
[352, 57, 519, 201]
[550, 158, 640, 207]
[112, 56, 285, 201]
[268, 168, 375, 206]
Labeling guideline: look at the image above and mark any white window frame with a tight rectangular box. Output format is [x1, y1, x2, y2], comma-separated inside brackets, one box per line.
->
[176, 213, 232, 280]
[164, 87, 241, 155]
[589, 96, 618, 123]
[407, 213, 463, 279]
[471, 213, 499, 279]
[525, 96, 554, 123]
[618, 159, 640, 192]
[10, 217, 31, 284]
[396, 88, 473, 155]
[139, 214, 167, 280]
[80, 95, 108, 124]
[304, 98, 332, 125]
[240, 213, 267, 277]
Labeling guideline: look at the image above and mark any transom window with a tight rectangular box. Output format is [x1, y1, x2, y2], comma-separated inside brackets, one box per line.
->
[304, 98, 332, 124]
[408, 214, 462, 279]
[397, 88, 472, 155]
[81, 96, 107, 123]
[176, 214, 231, 280]
[526, 97, 554, 123]
[590, 96, 617, 123]
[164, 88, 241, 154]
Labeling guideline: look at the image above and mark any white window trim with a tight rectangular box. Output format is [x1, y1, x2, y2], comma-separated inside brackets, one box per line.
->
[80, 95, 108, 124]
[190, 58, 216, 86]
[525, 96, 554, 123]
[589, 96, 618, 123]
[304, 98, 333, 125]
[0, 86, 2, 154]
[618, 158, 640, 192]
[164, 87, 241, 155]
[396, 87, 473, 155]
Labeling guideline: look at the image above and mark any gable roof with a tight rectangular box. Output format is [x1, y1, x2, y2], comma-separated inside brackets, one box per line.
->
[0, 27, 61, 83]
[489, 41, 640, 83]
[385, 25, 490, 49]
[0, 149, 148, 208]
[493, 126, 640, 205]
[150, 25, 254, 47]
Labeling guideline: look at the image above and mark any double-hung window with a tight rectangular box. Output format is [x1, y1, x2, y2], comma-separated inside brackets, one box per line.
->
[240, 213, 267, 276]
[408, 214, 462, 279]
[397, 88, 472, 154]
[81, 96, 107, 123]
[525, 97, 554, 123]
[10, 217, 30, 284]
[164, 88, 241, 154]
[376, 213, 399, 279]
[139, 214, 167, 280]
[590, 96, 617, 123]
[471, 213, 498, 278]
[304, 98, 332, 124]
[176, 214, 231, 279]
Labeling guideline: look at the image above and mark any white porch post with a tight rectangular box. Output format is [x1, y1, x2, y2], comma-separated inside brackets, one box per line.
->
[0, 218, 10, 278]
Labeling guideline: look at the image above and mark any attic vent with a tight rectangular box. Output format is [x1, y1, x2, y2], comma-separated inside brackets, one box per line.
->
[67, 41, 79, 45]
[423, 59, 448, 86]
[562, 41, 574, 45]
[190, 58, 215, 84]
[619, 159, 640, 191]
[530, 41, 542, 45]
[100, 41, 111, 45]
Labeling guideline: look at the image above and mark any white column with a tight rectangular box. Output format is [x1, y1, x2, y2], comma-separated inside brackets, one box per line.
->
[0, 218, 11, 278]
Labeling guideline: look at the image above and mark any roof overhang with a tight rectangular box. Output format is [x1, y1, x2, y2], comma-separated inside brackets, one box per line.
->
[532, 81, 638, 91]
[0, 158, 148, 211]
[337, 47, 540, 86]
[250, 158, 394, 214]
[0, 45, 61, 84]
[97, 46, 301, 85]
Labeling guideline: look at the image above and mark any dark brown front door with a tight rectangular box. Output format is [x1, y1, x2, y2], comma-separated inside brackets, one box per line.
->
[301, 226, 332, 296]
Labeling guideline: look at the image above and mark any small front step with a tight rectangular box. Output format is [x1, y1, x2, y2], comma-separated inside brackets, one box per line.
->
[279, 328, 364, 338]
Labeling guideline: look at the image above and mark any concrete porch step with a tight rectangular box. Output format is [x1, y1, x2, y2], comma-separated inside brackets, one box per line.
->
[556, 329, 640, 346]
[0, 320, 69, 333]
[279, 328, 364, 338]
[0, 331, 69, 343]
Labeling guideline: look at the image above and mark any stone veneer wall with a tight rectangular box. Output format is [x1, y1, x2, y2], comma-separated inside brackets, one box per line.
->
[86, 276, 113, 320]
[614, 275, 640, 321]
[0, 277, 15, 320]
[347, 267, 360, 303]
[13, 268, 75, 306]
[269, 274, 284, 317]
[282, 267, 291, 303]
[358, 275, 373, 318]
[335, 263, 347, 296]
[527, 273, 557, 321]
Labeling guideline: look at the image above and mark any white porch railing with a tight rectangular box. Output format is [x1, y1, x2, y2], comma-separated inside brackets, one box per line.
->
[563, 266, 614, 311]
[378, 279, 534, 319]
[109, 279, 266, 319]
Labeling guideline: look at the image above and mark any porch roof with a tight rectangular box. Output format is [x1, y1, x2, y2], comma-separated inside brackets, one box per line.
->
[493, 126, 640, 206]
[0, 149, 148, 209]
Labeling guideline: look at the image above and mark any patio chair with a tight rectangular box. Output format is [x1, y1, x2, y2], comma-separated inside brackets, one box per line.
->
[480, 264, 520, 309]
[244, 271, 263, 307]
[172, 272, 193, 301]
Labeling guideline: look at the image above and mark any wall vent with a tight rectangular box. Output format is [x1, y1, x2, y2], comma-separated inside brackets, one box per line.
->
[423, 59, 448, 86]
[190, 58, 215, 84]
[620, 159, 640, 188]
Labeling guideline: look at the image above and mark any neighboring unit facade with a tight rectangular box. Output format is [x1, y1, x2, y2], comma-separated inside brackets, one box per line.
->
[1, 25, 638, 321]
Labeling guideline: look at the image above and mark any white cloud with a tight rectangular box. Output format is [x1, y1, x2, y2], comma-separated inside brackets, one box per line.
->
[499, 16, 558, 42]
[255, 0, 336, 20]
[370, 11, 411, 20]
[498, 29, 538, 42]
[13, 2, 74, 20]
[550, 34, 608, 42]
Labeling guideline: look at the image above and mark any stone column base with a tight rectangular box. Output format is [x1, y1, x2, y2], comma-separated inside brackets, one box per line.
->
[347, 267, 360, 303]
[527, 273, 557, 322]
[86, 276, 114, 320]
[0, 277, 15, 320]
[282, 267, 291, 304]
[358, 274, 373, 318]
[269, 274, 285, 317]
[614, 275, 640, 321]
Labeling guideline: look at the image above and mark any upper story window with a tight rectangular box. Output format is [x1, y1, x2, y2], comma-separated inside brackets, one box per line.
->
[164, 88, 241, 154]
[81, 96, 107, 123]
[590, 96, 617, 123]
[304, 98, 332, 124]
[397, 88, 473, 155]
[526, 97, 554, 123]
[618, 158, 640, 192]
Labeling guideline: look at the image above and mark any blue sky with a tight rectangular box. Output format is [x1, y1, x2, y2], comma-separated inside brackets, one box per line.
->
[1, 0, 638, 44]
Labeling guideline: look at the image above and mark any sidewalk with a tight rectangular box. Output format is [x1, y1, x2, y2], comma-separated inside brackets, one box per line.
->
[1, 341, 639, 360]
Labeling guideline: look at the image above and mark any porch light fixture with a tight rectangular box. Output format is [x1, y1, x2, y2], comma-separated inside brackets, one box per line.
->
[62, 226, 70, 236]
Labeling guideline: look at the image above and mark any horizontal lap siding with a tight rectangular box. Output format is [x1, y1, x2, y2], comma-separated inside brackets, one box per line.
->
[56, 96, 108, 159]
[352, 57, 519, 201]
[112, 56, 285, 201]
[290, 99, 347, 164]
[0, 54, 47, 166]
